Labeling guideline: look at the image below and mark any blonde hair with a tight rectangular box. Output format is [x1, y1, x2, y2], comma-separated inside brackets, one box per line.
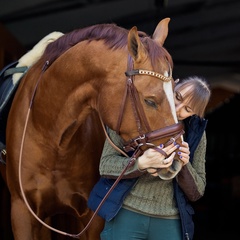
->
[174, 76, 211, 118]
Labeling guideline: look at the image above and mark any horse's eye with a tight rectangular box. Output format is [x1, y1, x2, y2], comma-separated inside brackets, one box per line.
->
[144, 99, 157, 109]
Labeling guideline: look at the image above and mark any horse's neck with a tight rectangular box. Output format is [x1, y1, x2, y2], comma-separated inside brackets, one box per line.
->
[31, 42, 127, 142]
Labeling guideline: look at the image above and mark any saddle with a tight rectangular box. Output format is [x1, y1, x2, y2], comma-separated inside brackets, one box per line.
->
[0, 61, 28, 164]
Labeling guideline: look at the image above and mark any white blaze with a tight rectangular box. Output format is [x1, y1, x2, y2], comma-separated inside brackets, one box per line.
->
[163, 71, 178, 123]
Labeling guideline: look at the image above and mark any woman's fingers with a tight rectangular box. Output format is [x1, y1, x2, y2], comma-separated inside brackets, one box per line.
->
[138, 142, 183, 173]
[147, 152, 176, 176]
[163, 152, 176, 164]
[157, 143, 179, 156]
[177, 141, 190, 165]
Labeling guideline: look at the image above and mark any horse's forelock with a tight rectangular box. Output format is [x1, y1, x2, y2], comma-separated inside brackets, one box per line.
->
[143, 37, 173, 72]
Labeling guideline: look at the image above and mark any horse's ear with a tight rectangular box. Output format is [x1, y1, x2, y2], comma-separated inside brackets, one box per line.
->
[128, 26, 147, 63]
[152, 18, 170, 46]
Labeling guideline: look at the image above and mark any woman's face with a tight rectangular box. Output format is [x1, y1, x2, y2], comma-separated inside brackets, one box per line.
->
[174, 86, 196, 121]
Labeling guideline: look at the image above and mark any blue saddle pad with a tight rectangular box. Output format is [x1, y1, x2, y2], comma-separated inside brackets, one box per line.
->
[0, 61, 28, 111]
[0, 61, 27, 148]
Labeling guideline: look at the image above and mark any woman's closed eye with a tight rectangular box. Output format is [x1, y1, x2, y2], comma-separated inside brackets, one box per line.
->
[185, 106, 193, 113]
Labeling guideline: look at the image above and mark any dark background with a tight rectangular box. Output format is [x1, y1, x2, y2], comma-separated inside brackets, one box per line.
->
[1, 0, 240, 239]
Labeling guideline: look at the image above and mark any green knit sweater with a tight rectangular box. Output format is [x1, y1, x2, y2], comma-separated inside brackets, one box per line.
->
[99, 128, 206, 218]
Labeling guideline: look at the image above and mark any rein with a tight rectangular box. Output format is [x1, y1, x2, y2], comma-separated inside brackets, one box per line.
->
[17, 55, 184, 239]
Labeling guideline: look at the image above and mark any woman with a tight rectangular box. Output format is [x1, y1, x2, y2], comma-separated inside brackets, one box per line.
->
[88, 76, 211, 240]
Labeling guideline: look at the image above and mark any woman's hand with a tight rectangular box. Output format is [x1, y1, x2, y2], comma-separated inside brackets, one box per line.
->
[137, 143, 179, 176]
[177, 141, 190, 166]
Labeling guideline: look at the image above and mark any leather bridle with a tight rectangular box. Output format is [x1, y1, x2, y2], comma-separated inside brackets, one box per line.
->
[114, 55, 184, 162]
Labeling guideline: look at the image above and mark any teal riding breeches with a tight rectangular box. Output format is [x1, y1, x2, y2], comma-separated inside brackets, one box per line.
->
[100, 208, 182, 240]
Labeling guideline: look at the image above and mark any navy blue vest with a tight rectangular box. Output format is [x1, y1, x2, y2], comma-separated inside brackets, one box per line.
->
[173, 115, 207, 240]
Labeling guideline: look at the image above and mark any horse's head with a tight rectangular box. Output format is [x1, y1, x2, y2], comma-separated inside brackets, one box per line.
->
[100, 18, 184, 180]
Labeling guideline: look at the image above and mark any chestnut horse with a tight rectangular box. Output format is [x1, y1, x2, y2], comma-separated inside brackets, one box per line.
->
[5, 18, 183, 240]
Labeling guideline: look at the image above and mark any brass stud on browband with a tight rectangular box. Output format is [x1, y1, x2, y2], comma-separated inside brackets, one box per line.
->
[138, 69, 172, 82]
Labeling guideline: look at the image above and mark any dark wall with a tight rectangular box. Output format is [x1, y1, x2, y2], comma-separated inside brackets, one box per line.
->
[194, 93, 240, 239]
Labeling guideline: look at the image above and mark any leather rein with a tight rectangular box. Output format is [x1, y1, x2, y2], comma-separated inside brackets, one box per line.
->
[17, 56, 184, 239]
